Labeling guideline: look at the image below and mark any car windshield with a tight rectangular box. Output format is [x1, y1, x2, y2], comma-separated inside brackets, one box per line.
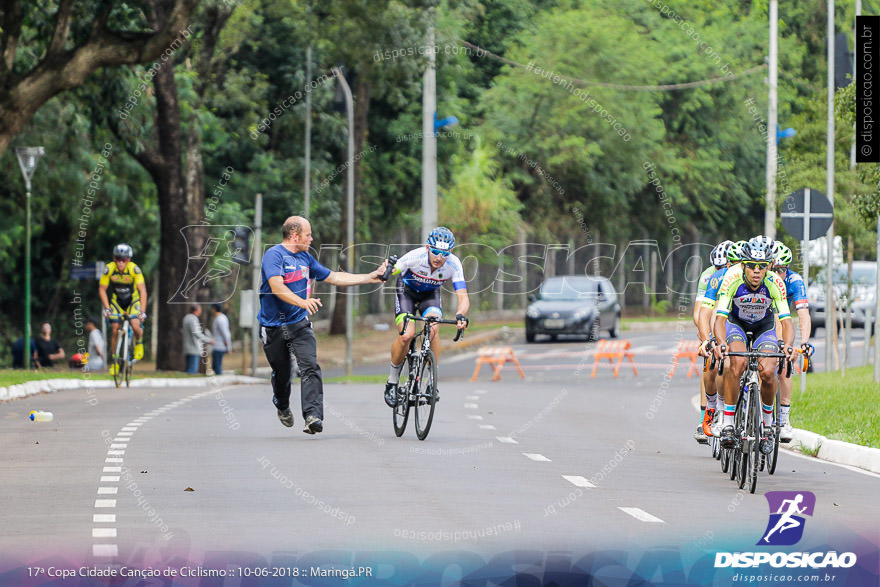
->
[814, 265, 876, 286]
[539, 277, 597, 300]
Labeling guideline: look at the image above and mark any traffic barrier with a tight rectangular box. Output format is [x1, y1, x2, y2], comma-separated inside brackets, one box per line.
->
[471, 346, 525, 382]
[669, 340, 702, 378]
[590, 339, 638, 377]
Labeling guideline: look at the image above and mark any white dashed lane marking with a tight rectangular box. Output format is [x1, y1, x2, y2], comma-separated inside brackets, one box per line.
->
[522, 453, 551, 462]
[618, 507, 665, 523]
[562, 475, 597, 488]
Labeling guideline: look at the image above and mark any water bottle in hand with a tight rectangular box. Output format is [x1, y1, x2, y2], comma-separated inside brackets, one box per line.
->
[380, 255, 398, 281]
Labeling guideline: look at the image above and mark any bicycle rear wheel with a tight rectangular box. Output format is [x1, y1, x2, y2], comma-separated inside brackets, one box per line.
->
[414, 350, 438, 441]
[392, 359, 413, 437]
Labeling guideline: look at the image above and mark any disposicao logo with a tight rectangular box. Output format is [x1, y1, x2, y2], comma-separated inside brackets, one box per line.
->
[759, 491, 815, 546]
[714, 491, 857, 570]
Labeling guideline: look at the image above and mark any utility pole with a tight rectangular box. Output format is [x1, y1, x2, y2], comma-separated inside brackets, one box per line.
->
[304, 43, 312, 217]
[765, 0, 779, 238]
[333, 67, 355, 376]
[15, 146, 45, 370]
[825, 0, 836, 372]
[421, 20, 438, 240]
[251, 193, 263, 376]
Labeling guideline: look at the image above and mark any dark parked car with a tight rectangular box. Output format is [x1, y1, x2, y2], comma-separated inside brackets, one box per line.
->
[525, 275, 621, 342]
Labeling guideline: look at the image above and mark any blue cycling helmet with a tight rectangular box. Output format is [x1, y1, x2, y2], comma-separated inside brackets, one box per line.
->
[427, 226, 455, 251]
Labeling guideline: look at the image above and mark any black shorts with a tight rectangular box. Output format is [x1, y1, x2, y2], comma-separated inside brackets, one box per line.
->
[394, 280, 442, 327]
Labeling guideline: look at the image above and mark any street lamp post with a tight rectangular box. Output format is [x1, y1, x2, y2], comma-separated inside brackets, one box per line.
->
[15, 146, 45, 370]
[333, 67, 355, 376]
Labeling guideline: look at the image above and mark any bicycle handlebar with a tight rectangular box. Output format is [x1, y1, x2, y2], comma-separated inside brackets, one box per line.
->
[718, 350, 793, 378]
[400, 314, 466, 342]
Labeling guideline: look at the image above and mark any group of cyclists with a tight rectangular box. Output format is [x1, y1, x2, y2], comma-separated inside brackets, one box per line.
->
[692, 235, 814, 449]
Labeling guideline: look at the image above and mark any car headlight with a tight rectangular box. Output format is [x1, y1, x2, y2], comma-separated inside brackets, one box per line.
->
[573, 308, 594, 321]
[527, 306, 541, 319]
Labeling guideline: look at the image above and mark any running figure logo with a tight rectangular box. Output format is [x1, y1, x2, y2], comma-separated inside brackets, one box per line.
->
[758, 491, 816, 546]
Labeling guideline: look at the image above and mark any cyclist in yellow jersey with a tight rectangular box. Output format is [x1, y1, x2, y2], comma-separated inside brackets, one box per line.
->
[99, 244, 148, 373]
[712, 236, 794, 449]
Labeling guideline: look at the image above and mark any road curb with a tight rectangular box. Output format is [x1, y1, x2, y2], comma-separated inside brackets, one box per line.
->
[787, 428, 880, 474]
[0, 374, 265, 403]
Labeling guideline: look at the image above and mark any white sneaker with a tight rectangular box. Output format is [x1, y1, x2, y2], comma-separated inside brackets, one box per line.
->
[780, 422, 793, 443]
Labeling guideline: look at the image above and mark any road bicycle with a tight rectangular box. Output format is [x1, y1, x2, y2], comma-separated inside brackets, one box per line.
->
[392, 314, 464, 440]
[110, 313, 140, 388]
[717, 337, 792, 494]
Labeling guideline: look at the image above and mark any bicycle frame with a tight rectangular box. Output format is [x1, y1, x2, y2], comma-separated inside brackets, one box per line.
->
[392, 314, 464, 440]
[718, 337, 791, 493]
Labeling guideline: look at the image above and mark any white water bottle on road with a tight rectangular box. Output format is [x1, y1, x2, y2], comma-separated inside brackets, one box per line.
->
[29, 410, 54, 422]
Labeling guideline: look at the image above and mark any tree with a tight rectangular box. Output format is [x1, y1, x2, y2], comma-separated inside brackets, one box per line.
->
[0, 0, 200, 156]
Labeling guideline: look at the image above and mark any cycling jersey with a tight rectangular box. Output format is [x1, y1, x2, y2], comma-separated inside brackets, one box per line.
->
[700, 267, 730, 309]
[99, 261, 145, 307]
[715, 264, 790, 324]
[780, 268, 809, 311]
[695, 266, 716, 303]
[393, 247, 467, 293]
[258, 245, 331, 327]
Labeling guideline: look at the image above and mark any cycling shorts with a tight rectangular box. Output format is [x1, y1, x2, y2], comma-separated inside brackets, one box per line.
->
[725, 314, 777, 351]
[109, 299, 142, 323]
[394, 280, 442, 328]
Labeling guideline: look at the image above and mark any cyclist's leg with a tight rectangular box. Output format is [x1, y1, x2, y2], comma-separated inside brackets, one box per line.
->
[720, 320, 747, 443]
[127, 302, 144, 360]
[386, 283, 417, 406]
[754, 322, 780, 426]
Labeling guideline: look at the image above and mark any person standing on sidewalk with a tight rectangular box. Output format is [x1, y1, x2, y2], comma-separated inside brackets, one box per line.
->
[258, 215, 388, 434]
[210, 303, 232, 375]
[182, 305, 212, 374]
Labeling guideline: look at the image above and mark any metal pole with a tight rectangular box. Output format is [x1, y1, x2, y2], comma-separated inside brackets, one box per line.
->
[304, 43, 312, 217]
[25, 188, 31, 367]
[251, 193, 263, 376]
[874, 212, 880, 382]
[801, 189, 810, 391]
[421, 21, 438, 240]
[825, 0, 836, 372]
[765, 0, 778, 238]
[333, 67, 355, 376]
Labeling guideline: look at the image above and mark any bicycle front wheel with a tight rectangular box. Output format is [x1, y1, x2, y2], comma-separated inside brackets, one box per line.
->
[393, 361, 413, 437]
[767, 388, 781, 475]
[748, 384, 762, 493]
[414, 350, 438, 441]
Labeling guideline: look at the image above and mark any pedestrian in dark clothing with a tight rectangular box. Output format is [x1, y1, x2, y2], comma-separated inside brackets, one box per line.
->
[34, 323, 65, 368]
[259, 215, 387, 434]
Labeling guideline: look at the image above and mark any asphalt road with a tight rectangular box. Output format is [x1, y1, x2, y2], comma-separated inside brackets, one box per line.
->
[1, 328, 877, 584]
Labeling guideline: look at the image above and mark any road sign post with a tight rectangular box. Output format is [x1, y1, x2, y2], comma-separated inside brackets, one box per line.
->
[781, 188, 834, 386]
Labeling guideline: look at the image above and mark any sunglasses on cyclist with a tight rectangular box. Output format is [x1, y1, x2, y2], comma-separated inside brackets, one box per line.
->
[114, 256, 130, 262]
[743, 262, 770, 271]
[429, 247, 451, 258]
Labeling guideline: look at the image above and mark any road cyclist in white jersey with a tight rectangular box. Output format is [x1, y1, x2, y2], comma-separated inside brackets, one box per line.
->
[692, 239, 734, 444]
[383, 227, 470, 408]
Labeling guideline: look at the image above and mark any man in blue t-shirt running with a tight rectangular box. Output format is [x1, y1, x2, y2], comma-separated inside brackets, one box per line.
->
[259, 215, 388, 434]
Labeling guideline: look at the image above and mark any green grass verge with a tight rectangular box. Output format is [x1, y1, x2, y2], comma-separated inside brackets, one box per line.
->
[795, 366, 880, 448]
[323, 374, 387, 384]
[0, 368, 203, 388]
